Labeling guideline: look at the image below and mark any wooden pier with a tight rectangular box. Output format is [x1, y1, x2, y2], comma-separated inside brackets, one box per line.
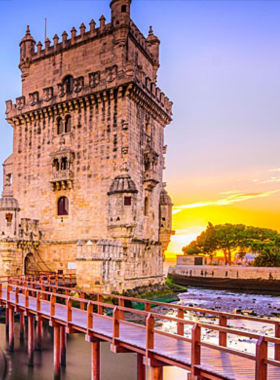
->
[1, 273, 280, 380]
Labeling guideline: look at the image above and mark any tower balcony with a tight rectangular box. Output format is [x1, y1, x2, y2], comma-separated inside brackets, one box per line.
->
[143, 170, 160, 191]
[50, 169, 74, 191]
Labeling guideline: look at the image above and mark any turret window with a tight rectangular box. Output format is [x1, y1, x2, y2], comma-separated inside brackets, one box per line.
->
[58, 197, 69, 216]
[121, 5, 127, 12]
[65, 115, 71, 133]
[63, 75, 74, 94]
[124, 196, 131, 206]
[5, 213, 13, 225]
[57, 117, 63, 135]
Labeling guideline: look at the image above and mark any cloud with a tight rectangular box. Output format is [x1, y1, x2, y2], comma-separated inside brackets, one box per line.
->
[172, 191, 278, 215]
[270, 168, 280, 173]
[257, 176, 280, 184]
[220, 190, 243, 195]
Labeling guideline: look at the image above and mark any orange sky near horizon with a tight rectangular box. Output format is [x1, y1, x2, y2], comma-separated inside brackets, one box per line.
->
[165, 166, 280, 258]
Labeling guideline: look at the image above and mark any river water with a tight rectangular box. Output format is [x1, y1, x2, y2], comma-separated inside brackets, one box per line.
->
[0, 287, 279, 380]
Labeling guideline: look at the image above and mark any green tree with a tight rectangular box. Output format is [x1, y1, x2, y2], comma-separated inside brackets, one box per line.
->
[182, 223, 280, 267]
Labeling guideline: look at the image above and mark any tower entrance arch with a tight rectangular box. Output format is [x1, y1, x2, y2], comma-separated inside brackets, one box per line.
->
[24, 252, 37, 275]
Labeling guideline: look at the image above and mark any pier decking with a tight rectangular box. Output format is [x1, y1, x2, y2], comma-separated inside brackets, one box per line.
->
[1, 273, 280, 380]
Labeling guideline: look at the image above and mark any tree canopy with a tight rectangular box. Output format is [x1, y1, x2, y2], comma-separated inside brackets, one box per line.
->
[182, 223, 280, 267]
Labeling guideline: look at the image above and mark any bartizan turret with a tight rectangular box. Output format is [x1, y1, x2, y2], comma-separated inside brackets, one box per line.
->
[147, 26, 160, 81]
[159, 184, 174, 255]
[110, 0, 131, 27]
[19, 26, 36, 80]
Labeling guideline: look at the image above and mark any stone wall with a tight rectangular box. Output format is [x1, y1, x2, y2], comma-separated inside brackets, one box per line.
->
[169, 265, 280, 280]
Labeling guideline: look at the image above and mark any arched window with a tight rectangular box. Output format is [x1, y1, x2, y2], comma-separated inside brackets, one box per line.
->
[63, 75, 74, 94]
[61, 157, 67, 171]
[65, 115, 71, 133]
[144, 196, 149, 216]
[57, 117, 63, 135]
[53, 159, 59, 171]
[58, 197, 69, 216]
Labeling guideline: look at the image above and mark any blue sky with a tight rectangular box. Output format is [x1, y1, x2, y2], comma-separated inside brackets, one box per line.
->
[1, 0, 280, 252]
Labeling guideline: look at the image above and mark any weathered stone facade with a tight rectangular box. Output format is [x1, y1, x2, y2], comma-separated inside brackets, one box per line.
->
[0, 0, 173, 292]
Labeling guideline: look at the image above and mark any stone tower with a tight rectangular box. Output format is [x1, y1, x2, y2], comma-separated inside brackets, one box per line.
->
[2, 0, 173, 292]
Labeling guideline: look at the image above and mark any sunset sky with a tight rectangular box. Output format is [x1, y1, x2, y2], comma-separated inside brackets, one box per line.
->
[1, 0, 280, 256]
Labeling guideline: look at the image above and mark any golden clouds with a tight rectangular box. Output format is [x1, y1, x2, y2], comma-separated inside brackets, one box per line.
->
[172, 191, 278, 215]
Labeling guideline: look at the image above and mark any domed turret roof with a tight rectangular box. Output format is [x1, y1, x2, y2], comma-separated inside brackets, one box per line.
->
[108, 173, 138, 195]
[160, 187, 172, 205]
[20, 25, 35, 45]
[0, 197, 20, 211]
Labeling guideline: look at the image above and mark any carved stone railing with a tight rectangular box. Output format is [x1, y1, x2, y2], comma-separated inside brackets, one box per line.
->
[50, 170, 74, 191]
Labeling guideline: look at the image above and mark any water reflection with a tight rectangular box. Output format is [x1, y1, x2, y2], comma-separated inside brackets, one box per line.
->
[0, 323, 187, 380]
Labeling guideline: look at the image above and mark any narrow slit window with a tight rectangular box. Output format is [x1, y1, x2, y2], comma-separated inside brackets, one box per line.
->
[144, 196, 149, 216]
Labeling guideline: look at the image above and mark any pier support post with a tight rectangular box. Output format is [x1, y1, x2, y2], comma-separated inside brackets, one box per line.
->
[5, 307, 9, 333]
[20, 311, 25, 341]
[28, 314, 34, 366]
[54, 326, 61, 379]
[151, 366, 163, 380]
[37, 318, 43, 350]
[91, 341, 100, 380]
[60, 325, 67, 366]
[8, 306, 14, 351]
[137, 354, 146, 380]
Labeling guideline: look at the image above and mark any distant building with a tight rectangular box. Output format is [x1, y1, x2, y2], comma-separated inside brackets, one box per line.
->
[0, 0, 174, 292]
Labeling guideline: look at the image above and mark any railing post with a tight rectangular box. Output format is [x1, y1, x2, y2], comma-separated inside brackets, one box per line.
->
[275, 323, 280, 361]
[50, 294, 56, 317]
[62, 275, 65, 286]
[146, 313, 154, 350]
[256, 336, 267, 380]
[6, 285, 10, 301]
[15, 287, 19, 304]
[177, 307, 184, 336]
[66, 297, 72, 323]
[36, 292, 41, 312]
[191, 323, 201, 379]
[119, 298, 125, 320]
[80, 292, 85, 311]
[145, 303, 151, 313]
[219, 315, 227, 347]
[113, 307, 120, 346]
[25, 289, 29, 308]
[97, 295, 103, 315]
[87, 301, 93, 330]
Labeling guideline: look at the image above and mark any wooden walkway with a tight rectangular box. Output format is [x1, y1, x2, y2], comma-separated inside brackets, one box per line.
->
[1, 274, 280, 380]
